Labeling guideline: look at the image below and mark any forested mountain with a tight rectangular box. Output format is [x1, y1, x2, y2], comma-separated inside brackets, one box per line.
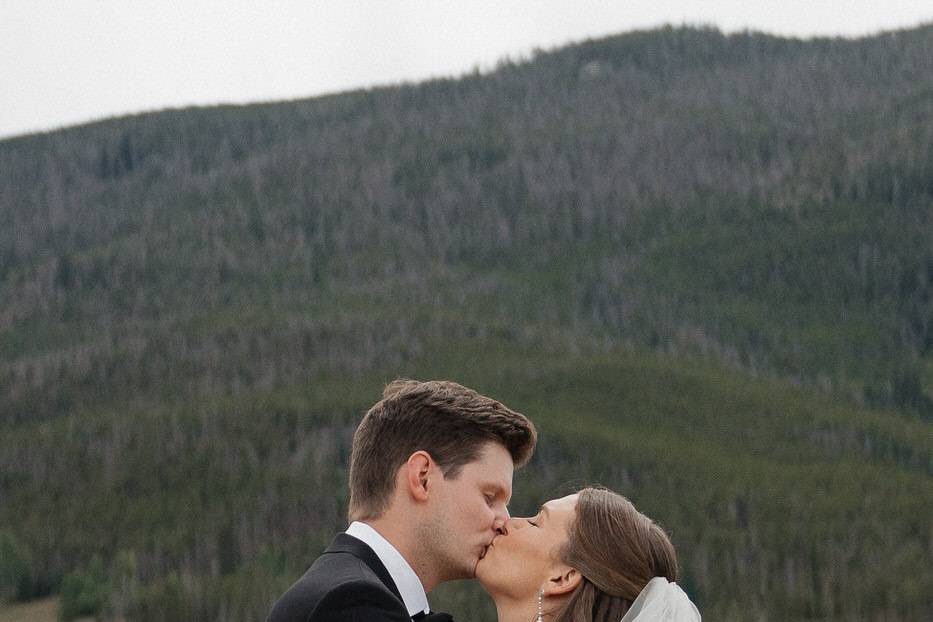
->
[1, 24, 932, 621]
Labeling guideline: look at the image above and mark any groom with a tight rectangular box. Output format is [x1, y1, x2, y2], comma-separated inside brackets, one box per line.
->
[265, 379, 537, 622]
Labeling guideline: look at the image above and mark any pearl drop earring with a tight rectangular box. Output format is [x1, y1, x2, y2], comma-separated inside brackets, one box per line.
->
[537, 589, 544, 622]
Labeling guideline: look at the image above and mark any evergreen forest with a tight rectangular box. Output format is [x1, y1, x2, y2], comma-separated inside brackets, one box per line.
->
[1, 24, 933, 621]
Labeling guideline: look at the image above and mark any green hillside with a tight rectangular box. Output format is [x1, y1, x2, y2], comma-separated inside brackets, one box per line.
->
[2, 24, 933, 621]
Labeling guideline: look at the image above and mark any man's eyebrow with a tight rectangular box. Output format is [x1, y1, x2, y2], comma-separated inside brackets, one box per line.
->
[487, 483, 510, 498]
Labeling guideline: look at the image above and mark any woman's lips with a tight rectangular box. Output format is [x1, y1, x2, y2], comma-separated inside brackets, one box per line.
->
[479, 539, 496, 560]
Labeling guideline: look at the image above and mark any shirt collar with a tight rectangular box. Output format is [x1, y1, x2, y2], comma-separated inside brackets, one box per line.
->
[346, 521, 430, 617]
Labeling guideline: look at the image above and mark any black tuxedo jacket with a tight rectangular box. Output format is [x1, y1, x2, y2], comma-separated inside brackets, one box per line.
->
[265, 533, 413, 622]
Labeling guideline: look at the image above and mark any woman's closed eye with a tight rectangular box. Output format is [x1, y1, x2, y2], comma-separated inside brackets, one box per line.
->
[526, 518, 538, 527]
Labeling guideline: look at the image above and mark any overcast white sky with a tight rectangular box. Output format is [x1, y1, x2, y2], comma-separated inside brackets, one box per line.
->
[2, 1, 931, 140]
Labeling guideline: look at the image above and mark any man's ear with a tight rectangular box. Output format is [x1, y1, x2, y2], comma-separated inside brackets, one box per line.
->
[404, 451, 433, 502]
[543, 566, 582, 597]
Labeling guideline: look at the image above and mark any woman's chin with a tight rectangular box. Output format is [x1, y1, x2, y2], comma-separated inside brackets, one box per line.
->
[473, 568, 497, 596]
[473, 556, 494, 586]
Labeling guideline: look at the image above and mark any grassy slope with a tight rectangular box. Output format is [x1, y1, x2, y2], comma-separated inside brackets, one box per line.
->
[0, 597, 60, 622]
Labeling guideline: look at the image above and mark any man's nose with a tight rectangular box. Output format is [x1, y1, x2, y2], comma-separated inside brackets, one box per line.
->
[493, 506, 510, 534]
[498, 516, 526, 535]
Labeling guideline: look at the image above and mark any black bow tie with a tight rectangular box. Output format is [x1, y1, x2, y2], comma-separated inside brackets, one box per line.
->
[412, 611, 453, 622]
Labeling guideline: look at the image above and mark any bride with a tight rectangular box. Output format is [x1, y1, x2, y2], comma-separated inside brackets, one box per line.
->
[475, 487, 701, 622]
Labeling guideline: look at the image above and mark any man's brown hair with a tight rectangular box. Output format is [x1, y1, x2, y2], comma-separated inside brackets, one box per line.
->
[348, 379, 537, 520]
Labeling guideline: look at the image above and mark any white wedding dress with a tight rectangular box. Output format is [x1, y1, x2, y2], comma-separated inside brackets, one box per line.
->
[619, 577, 701, 622]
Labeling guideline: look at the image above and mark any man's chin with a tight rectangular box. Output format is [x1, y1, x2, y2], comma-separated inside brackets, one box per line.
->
[473, 545, 492, 573]
[470, 555, 482, 577]
[471, 558, 483, 579]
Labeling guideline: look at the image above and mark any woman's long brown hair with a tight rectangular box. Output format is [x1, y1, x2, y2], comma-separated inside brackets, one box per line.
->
[552, 488, 678, 622]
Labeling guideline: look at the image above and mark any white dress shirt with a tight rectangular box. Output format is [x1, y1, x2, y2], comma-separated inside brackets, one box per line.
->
[345, 521, 430, 617]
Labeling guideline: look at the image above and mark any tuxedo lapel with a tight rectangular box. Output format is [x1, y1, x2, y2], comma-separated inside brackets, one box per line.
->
[328, 533, 405, 604]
